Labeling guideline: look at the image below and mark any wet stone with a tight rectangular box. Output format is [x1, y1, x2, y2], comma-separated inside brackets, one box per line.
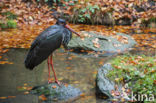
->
[68, 31, 136, 53]
[30, 83, 82, 102]
[96, 64, 116, 99]
[96, 64, 130, 101]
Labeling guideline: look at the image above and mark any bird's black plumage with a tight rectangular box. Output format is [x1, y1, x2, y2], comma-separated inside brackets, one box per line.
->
[25, 19, 72, 70]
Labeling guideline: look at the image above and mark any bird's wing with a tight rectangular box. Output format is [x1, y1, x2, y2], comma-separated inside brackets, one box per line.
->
[29, 25, 60, 51]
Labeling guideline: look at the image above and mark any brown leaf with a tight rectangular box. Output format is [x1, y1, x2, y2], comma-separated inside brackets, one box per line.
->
[0, 97, 7, 99]
[39, 95, 47, 101]
[52, 85, 57, 89]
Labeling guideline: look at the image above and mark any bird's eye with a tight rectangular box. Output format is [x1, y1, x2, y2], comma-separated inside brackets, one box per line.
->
[61, 22, 65, 25]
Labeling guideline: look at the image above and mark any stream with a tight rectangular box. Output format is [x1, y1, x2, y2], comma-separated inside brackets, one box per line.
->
[0, 48, 114, 103]
[0, 24, 155, 103]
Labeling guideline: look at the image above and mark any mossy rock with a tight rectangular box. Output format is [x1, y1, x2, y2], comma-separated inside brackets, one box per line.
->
[96, 63, 130, 101]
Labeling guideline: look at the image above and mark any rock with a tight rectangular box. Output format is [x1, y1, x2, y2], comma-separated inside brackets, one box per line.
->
[67, 31, 136, 53]
[96, 64, 131, 101]
[30, 83, 82, 102]
[96, 63, 116, 99]
[116, 17, 132, 25]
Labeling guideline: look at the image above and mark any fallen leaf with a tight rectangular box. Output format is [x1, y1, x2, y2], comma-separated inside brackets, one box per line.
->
[26, 87, 33, 90]
[80, 93, 85, 97]
[24, 91, 29, 95]
[64, 83, 68, 87]
[52, 85, 57, 89]
[39, 95, 47, 101]
[92, 71, 97, 74]
[8, 96, 16, 98]
[98, 61, 103, 65]
[73, 81, 79, 84]
[0, 97, 7, 99]
[24, 83, 28, 86]
[66, 67, 71, 69]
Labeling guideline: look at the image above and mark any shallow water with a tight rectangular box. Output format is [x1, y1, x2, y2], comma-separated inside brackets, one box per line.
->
[0, 48, 114, 103]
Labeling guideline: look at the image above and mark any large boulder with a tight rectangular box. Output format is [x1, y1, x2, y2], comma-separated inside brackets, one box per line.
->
[68, 31, 136, 53]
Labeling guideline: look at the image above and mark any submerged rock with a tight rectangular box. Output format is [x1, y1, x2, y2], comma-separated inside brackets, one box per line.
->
[68, 31, 136, 53]
[30, 83, 82, 102]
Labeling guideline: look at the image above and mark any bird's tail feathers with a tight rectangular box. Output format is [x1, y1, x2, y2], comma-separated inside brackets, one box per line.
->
[24, 50, 35, 70]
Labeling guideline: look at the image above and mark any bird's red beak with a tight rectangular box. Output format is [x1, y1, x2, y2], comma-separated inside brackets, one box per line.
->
[65, 25, 80, 37]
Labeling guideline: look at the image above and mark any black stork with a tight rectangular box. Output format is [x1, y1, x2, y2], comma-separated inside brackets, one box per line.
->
[24, 19, 80, 85]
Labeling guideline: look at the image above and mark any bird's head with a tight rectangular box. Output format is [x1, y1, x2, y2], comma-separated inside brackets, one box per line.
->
[56, 19, 80, 37]
[56, 18, 66, 26]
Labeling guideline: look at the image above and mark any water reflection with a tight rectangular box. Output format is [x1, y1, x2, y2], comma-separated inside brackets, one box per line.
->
[0, 48, 112, 103]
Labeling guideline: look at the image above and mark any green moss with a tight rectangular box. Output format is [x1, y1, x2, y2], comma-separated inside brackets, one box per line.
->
[0, 23, 8, 29]
[149, 17, 156, 22]
[107, 54, 156, 95]
[0, 11, 17, 29]
[71, 4, 100, 24]
[7, 20, 17, 28]
[0, 20, 17, 29]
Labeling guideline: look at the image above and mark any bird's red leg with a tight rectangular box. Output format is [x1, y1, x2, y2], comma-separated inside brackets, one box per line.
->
[50, 54, 61, 85]
[47, 57, 52, 84]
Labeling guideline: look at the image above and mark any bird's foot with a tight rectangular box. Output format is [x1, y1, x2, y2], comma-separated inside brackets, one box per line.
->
[48, 80, 64, 86]
[48, 80, 53, 84]
[55, 80, 64, 86]
[48, 78, 54, 84]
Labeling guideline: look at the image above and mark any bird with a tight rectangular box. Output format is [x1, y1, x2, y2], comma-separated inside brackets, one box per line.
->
[24, 18, 80, 85]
